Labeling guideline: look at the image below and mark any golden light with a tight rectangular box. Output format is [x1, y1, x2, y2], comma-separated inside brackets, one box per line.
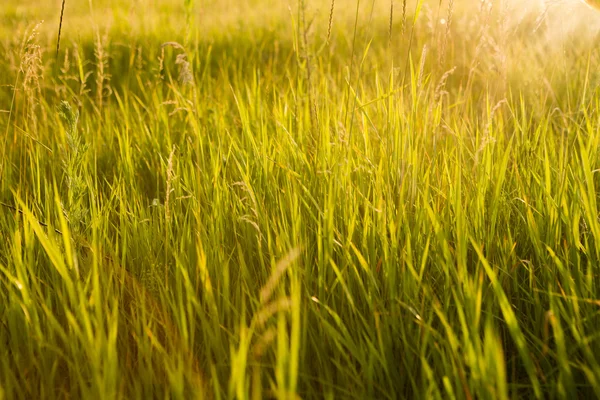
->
[582, 0, 600, 10]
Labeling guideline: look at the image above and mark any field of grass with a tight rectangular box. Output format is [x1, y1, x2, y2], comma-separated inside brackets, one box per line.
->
[2, 0, 600, 398]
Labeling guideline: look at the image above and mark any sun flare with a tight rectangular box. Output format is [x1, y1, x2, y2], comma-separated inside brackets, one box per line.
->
[582, 0, 600, 10]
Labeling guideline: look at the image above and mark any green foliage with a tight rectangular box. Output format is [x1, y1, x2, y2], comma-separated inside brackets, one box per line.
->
[1, 1, 600, 399]
[58, 100, 88, 237]
[57, 100, 79, 137]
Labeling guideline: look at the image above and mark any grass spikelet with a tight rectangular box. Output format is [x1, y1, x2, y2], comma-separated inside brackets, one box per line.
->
[253, 297, 293, 327]
[58, 100, 88, 238]
[434, 65, 456, 102]
[94, 29, 111, 110]
[161, 42, 194, 86]
[165, 146, 177, 223]
[440, 0, 454, 66]
[175, 53, 194, 86]
[21, 22, 44, 129]
[327, 0, 335, 44]
[259, 247, 302, 304]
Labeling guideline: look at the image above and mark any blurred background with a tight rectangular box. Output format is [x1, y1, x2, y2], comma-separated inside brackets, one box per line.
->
[2, 0, 600, 42]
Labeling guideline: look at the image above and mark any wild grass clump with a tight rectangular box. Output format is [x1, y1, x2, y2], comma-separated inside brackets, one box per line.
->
[58, 100, 88, 241]
[1, 0, 600, 398]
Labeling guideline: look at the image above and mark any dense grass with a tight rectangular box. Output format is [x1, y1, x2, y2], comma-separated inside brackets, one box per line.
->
[2, 0, 600, 398]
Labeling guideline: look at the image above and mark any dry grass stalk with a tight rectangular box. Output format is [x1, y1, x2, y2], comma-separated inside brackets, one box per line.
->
[327, 0, 335, 44]
[160, 42, 194, 86]
[440, 0, 454, 66]
[94, 30, 111, 110]
[21, 22, 44, 131]
[252, 326, 277, 358]
[259, 247, 302, 304]
[165, 146, 177, 223]
[389, 1, 394, 45]
[254, 297, 293, 327]
[434, 66, 456, 103]
[299, 0, 317, 134]
[56, 0, 66, 58]
[175, 53, 194, 86]
[402, 0, 407, 35]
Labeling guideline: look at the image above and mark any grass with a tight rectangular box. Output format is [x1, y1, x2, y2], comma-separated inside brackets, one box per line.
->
[1, 0, 600, 398]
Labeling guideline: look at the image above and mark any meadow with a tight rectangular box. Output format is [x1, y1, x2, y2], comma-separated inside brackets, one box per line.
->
[1, 0, 600, 398]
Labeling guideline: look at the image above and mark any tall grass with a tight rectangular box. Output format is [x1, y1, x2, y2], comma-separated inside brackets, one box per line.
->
[1, 0, 600, 398]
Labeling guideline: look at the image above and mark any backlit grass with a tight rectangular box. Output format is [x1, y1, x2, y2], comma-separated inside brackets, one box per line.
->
[1, 0, 600, 398]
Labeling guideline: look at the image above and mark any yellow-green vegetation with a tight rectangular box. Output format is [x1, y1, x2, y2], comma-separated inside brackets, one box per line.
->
[2, 0, 600, 398]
